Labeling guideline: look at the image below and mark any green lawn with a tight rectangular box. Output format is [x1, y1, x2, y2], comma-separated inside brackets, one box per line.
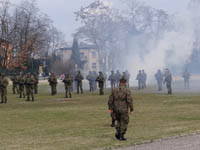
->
[1, 83, 200, 150]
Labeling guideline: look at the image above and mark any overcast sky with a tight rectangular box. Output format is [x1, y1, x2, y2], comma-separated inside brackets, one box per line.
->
[11, 0, 190, 42]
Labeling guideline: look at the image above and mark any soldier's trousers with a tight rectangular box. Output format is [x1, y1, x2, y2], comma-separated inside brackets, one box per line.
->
[77, 82, 83, 94]
[115, 112, 129, 135]
[157, 81, 162, 91]
[138, 81, 142, 90]
[0, 88, 7, 103]
[19, 85, 25, 98]
[110, 82, 115, 90]
[65, 86, 72, 98]
[110, 112, 116, 123]
[34, 83, 38, 94]
[89, 82, 94, 92]
[50, 85, 57, 95]
[12, 83, 19, 94]
[26, 87, 34, 101]
[166, 83, 172, 94]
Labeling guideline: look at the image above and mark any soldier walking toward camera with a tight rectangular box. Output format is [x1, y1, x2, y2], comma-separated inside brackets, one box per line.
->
[164, 68, 172, 94]
[75, 71, 84, 94]
[87, 71, 94, 92]
[96, 72, 105, 95]
[136, 70, 143, 90]
[155, 69, 164, 91]
[108, 71, 116, 90]
[18, 72, 26, 98]
[25, 73, 34, 101]
[0, 73, 9, 104]
[108, 76, 134, 141]
[48, 73, 57, 95]
[10, 74, 19, 94]
[33, 73, 39, 94]
[63, 74, 72, 98]
[182, 69, 190, 89]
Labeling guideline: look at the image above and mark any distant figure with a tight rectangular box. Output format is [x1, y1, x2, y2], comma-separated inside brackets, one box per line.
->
[63, 74, 72, 98]
[25, 73, 35, 102]
[115, 70, 122, 87]
[93, 71, 98, 91]
[75, 71, 84, 94]
[103, 72, 107, 89]
[108, 71, 116, 90]
[86, 71, 94, 92]
[155, 69, 164, 91]
[108, 76, 134, 141]
[33, 73, 39, 94]
[125, 70, 130, 88]
[0, 73, 9, 103]
[182, 69, 190, 89]
[18, 72, 26, 98]
[48, 73, 57, 96]
[141, 70, 147, 88]
[164, 68, 172, 94]
[10, 73, 19, 94]
[96, 72, 105, 95]
[136, 70, 143, 90]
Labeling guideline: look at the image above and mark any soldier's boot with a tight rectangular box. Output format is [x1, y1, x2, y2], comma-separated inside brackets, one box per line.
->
[119, 134, 127, 141]
[69, 93, 72, 98]
[65, 94, 68, 98]
[115, 128, 120, 140]
[111, 120, 115, 127]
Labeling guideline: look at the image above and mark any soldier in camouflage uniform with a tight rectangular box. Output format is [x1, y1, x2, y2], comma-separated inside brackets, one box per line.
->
[63, 74, 72, 98]
[10, 73, 19, 94]
[0, 73, 9, 104]
[25, 73, 34, 101]
[182, 69, 190, 89]
[108, 71, 116, 90]
[75, 71, 84, 94]
[33, 73, 39, 94]
[48, 73, 57, 95]
[164, 68, 172, 94]
[86, 71, 94, 92]
[108, 76, 134, 141]
[18, 72, 26, 98]
[96, 72, 105, 95]
[155, 69, 164, 91]
[136, 70, 143, 90]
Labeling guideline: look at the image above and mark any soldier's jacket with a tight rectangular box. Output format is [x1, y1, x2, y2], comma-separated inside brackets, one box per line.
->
[48, 75, 57, 85]
[33, 75, 39, 84]
[108, 73, 116, 82]
[164, 72, 172, 84]
[63, 76, 72, 86]
[125, 72, 130, 81]
[155, 72, 163, 82]
[17, 75, 25, 85]
[11, 76, 18, 84]
[141, 72, 147, 81]
[96, 74, 105, 84]
[86, 74, 94, 82]
[136, 73, 143, 81]
[182, 72, 190, 80]
[25, 76, 34, 88]
[0, 76, 9, 88]
[108, 86, 134, 113]
[115, 72, 122, 81]
[75, 73, 84, 82]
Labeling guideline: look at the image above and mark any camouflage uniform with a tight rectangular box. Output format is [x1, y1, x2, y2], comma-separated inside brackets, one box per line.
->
[155, 70, 163, 91]
[48, 73, 57, 95]
[63, 74, 72, 98]
[182, 70, 190, 89]
[33, 73, 39, 94]
[10, 75, 19, 94]
[108, 71, 116, 90]
[108, 77, 134, 141]
[164, 69, 172, 94]
[75, 71, 84, 94]
[96, 72, 105, 95]
[25, 73, 34, 101]
[136, 70, 143, 90]
[0, 73, 9, 103]
[18, 73, 26, 98]
[86, 71, 94, 92]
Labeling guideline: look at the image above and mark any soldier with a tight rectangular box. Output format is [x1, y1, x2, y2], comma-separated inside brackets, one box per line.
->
[0, 73, 9, 104]
[182, 69, 190, 89]
[108, 71, 116, 90]
[164, 68, 172, 94]
[48, 73, 57, 95]
[125, 70, 130, 88]
[86, 71, 94, 92]
[25, 73, 34, 101]
[155, 69, 164, 91]
[93, 71, 98, 90]
[136, 70, 143, 90]
[108, 76, 134, 141]
[141, 70, 147, 88]
[33, 73, 39, 94]
[10, 73, 19, 94]
[75, 71, 84, 94]
[103, 72, 107, 89]
[63, 74, 72, 98]
[96, 72, 105, 95]
[18, 72, 26, 98]
[115, 70, 122, 87]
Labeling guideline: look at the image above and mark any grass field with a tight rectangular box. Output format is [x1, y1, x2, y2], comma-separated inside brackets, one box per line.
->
[1, 83, 200, 150]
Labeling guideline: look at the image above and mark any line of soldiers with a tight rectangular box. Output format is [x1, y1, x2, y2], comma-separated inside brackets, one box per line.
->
[136, 70, 147, 90]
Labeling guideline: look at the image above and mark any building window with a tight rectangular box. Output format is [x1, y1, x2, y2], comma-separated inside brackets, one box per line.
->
[92, 63, 97, 69]
[92, 52, 96, 58]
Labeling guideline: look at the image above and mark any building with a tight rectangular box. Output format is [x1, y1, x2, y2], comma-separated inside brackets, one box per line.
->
[59, 43, 99, 74]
